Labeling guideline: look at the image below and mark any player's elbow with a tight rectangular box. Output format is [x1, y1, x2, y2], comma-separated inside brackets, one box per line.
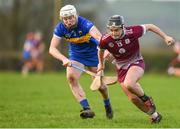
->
[144, 24, 155, 31]
[49, 47, 54, 56]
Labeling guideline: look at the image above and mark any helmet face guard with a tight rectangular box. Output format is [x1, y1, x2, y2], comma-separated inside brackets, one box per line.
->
[107, 15, 124, 28]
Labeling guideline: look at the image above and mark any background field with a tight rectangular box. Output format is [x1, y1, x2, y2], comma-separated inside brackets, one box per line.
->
[0, 72, 180, 128]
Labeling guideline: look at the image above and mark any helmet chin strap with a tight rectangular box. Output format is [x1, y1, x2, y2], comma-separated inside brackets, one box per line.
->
[119, 26, 125, 39]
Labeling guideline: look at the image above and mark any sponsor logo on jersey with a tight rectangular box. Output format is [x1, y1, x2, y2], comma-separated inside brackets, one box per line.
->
[65, 33, 91, 44]
[108, 42, 114, 48]
[125, 39, 130, 44]
[78, 31, 83, 36]
[119, 48, 126, 54]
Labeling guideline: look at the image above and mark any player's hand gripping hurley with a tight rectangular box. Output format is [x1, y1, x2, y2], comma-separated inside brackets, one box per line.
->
[70, 64, 117, 91]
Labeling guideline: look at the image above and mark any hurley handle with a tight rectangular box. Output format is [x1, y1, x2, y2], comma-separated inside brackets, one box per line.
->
[71, 64, 96, 76]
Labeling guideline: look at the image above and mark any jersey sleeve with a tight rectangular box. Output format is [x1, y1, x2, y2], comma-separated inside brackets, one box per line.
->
[53, 23, 64, 38]
[132, 25, 146, 38]
[24, 41, 32, 51]
[99, 35, 108, 50]
[82, 19, 94, 33]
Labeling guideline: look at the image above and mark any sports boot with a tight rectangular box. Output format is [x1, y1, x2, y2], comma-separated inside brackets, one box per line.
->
[144, 97, 156, 115]
[105, 105, 113, 119]
[151, 112, 162, 124]
[80, 108, 95, 119]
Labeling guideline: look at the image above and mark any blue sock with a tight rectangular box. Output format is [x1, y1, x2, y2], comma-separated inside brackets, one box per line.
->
[104, 98, 110, 107]
[80, 99, 90, 110]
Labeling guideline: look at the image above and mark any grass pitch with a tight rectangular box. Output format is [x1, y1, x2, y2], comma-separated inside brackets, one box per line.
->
[0, 72, 180, 128]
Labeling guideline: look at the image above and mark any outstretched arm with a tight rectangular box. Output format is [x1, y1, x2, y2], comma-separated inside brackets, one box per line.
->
[89, 26, 110, 68]
[144, 24, 175, 46]
[169, 57, 179, 67]
[89, 26, 102, 42]
[49, 36, 70, 66]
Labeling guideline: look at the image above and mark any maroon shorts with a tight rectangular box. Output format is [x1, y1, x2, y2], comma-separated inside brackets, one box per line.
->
[117, 59, 145, 83]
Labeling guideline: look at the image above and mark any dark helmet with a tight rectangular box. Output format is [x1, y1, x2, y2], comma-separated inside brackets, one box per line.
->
[107, 15, 124, 28]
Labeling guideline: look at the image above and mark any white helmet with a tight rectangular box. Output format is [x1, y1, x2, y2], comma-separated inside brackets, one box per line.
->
[59, 5, 77, 18]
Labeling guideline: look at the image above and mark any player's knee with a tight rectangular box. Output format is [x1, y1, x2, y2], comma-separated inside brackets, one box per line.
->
[67, 76, 78, 85]
[98, 84, 107, 91]
[123, 81, 134, 90]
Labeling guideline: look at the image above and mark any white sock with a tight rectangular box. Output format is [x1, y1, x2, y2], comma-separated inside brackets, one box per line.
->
[22, 66, 29, 76]
[151, 112, 158, 119]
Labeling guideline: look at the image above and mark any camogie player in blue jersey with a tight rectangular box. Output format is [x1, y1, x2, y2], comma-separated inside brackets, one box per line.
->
[49, 5, 113, 119]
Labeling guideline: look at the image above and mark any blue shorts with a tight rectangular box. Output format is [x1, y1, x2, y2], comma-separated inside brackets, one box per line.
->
[70, 54, 98, 67]
[23, 51, 31, 60]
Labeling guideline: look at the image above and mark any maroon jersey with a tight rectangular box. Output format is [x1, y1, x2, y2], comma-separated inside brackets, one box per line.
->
[99, 25, 146, 64]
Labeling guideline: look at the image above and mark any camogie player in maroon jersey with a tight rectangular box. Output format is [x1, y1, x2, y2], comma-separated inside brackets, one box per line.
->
[97, 15, 175, 123]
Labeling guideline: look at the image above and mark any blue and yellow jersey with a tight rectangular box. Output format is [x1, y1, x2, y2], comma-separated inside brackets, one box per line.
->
[54, 16, 99, 61]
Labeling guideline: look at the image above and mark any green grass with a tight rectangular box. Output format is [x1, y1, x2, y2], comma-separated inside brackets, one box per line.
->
[0, 72, 180, 128]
